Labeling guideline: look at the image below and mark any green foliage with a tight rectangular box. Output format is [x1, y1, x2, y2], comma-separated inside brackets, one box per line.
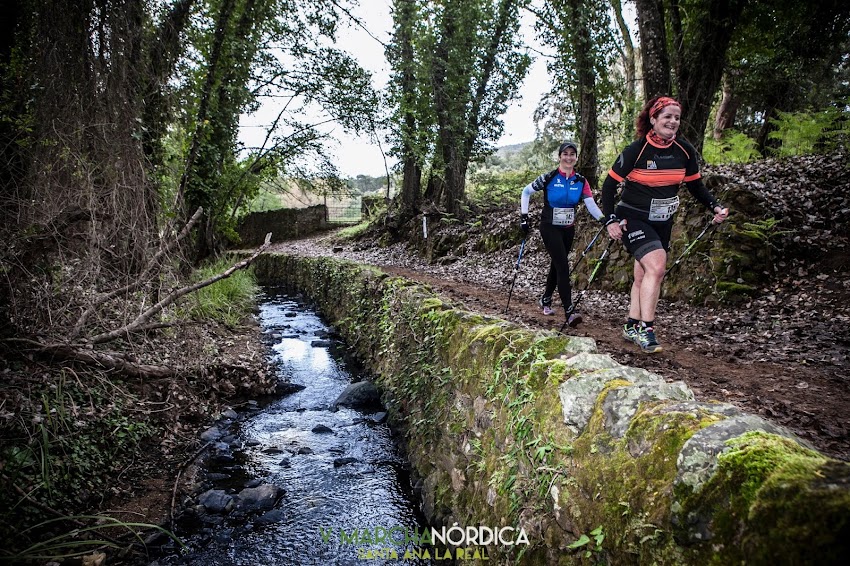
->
[334, 221, 372, 241]
[0, 370, 159, 551]
[2, 516, 182, 562]
[533, 0, 623, 145]
[567, 525, 605, 558]
[346, 175, 391, 195]
[723, 1, 850, 140]
[178, 0, 381, 250]
[386, 0, 532, 213]
[768, 107, 850, 157]
[184, 257, 259, 326]
[246, 186, 286, 212]
[733, 218, 785, 244]
[702, 130, 761, 164]
[467, 168, 537, 207]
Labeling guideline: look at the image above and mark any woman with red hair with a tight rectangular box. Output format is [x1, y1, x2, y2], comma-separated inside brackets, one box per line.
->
[601, 96, 729, 353]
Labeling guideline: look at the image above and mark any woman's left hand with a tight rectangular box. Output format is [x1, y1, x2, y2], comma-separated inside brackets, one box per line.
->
[713, 206, 729, 224]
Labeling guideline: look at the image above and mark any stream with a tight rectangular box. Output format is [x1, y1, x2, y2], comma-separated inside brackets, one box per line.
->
[150, 287, 436, 565]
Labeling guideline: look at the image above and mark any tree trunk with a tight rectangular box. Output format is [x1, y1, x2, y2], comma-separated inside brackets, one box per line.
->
[176, 0, 236, 218]
[756, 101, 782, 154]
[676, 0, 746, 153]
[440, 150, 468, 216]
[400, 156, 422, 217]
[634, 0, 671, 99]
[430, 0, 524, 216]
[395, 0, 421, 219]
[668, 0, 684, 88]
[572, 0, 599, 189]
[610, 0, 637, 135]
[713, 73, 739, 140]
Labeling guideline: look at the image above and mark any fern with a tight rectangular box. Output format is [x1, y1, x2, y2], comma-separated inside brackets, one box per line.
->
[703, 130, 761, 164]
[768, 107, 849, 157]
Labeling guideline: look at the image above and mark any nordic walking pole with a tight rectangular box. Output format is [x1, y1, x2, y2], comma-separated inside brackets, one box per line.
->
[571, 223, 607, 275]
[561, 238, 615, 333]
[504, 238, 527, 315]
[664, 218, 718, 279]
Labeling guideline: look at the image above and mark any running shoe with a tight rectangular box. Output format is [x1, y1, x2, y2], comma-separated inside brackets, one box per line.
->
[538, 296, 554, 316]
[638, 326, 663, 353]
[622, 324, 640, 344]
[567, 312, 583, 327]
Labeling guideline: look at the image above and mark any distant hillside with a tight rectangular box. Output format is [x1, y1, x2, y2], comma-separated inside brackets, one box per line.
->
[494, 141, 533, 157]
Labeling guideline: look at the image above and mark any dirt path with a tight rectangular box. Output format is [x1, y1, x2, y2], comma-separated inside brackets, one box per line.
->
[271, 233, 850, 461]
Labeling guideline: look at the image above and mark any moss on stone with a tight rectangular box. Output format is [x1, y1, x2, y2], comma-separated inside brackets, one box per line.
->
[677, 431, 850, 564]
[253, 252, 850, 564]
[715, 280, 758, 300]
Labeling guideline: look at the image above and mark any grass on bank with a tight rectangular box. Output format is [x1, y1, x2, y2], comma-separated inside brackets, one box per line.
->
[183, 257, 260, 327]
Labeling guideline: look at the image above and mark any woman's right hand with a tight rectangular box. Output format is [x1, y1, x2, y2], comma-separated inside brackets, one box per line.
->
[607, 219, 624, 240]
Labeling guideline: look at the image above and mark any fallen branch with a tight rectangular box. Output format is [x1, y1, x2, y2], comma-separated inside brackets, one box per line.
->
[70, 207, 204, 340]
[5, 232, 272, 379]
[89, 232, 272, 345]
[6, 339, 177, 378]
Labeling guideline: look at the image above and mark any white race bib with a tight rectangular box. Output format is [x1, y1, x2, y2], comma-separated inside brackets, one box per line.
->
[552, 207, 575, 226]
[648, 196, 680, 221]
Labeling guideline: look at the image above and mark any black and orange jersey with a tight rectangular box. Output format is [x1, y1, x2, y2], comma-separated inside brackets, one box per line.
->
[601, 136, 719, 221]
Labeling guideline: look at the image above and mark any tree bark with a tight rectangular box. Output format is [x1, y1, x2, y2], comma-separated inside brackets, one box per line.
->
[395, 0, 422, 218]
[676, 0, 746, 153]
[175, 0, 237, 218]
[713, 73, 739, 140]
[611, 0, 637, 108]
[572, 0, 599, 189]
[634, 0, 671, 99]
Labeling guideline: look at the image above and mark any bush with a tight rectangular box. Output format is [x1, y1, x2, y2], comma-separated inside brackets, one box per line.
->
[467, 169, 538, 207]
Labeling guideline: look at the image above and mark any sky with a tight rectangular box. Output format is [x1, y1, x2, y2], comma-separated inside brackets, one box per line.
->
[238, 2, 552, 178]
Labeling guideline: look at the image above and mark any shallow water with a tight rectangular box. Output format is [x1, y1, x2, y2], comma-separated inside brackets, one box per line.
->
[152, 288, 434, 565]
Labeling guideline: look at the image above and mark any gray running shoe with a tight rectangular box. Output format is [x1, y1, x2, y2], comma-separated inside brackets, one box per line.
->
[638, 326, 663, 353]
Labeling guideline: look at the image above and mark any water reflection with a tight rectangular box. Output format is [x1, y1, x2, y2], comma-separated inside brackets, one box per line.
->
[152, 288, 434, 565]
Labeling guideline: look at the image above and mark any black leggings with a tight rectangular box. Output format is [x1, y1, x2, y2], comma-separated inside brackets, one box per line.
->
[539, 223, 575, 310]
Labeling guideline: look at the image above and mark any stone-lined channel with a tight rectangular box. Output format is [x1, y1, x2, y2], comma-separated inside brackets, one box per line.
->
[150, 287, 434, 565]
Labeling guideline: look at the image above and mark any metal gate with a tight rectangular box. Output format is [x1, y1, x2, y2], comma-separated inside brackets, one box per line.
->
[324, 192, 362, 224]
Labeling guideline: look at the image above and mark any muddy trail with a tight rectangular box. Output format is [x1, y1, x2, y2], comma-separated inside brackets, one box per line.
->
[270, 228, 850, 463]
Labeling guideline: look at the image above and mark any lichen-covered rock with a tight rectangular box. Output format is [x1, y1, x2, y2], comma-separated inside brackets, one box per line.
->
[675, 414, 802, 492]
[558, 365, 666, 435]
[602, 381, 694, 438]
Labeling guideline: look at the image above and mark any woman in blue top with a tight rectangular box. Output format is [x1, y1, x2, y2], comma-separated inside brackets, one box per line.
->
[520, 141, 605, 326]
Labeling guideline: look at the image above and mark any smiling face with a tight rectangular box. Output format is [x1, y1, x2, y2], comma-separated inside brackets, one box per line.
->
[559, 147, 577, 170]
[650, 105, 681, 140]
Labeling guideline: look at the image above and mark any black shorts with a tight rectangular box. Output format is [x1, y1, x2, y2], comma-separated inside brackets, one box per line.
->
[620, 217, 672, 260]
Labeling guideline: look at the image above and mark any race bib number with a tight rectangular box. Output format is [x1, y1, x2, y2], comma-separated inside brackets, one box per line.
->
[552, 207, 575, 226]
[648, 196, 680, 221]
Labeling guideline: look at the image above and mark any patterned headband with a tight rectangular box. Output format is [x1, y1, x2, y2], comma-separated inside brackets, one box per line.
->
[650, 96, 680, 117]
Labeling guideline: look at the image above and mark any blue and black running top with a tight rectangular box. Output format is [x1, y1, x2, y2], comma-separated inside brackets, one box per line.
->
[521, 168, 600, 227]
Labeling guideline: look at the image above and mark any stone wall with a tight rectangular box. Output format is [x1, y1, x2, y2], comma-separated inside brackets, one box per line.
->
[252, 253, 850, 564]
[236, 205, 328, 246]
